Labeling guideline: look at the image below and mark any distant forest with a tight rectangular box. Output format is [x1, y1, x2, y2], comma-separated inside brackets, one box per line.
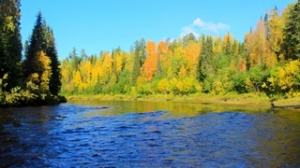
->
[61, 1, 300, 99]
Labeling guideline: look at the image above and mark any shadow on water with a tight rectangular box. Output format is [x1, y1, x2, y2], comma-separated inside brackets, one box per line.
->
[0, 100, 300, 167]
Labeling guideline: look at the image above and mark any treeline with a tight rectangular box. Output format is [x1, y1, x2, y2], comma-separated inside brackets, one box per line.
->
[0, 1, 63, 106]
[61, 1, 300, 99]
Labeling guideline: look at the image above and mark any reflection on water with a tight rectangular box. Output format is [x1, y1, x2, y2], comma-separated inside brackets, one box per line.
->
[0, 100, 300, 167]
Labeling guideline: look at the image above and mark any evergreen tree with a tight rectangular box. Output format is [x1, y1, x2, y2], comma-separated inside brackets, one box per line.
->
[182, 33, 196, 46]
[283, 0, 300, 60]
[264, 12, 270, 41]
[68, 47, 81, 70]
[23, 12, 44, 78]
[132, 39, 145, 84]
[23, 12, 61, 96]
[132, 50, 140, 84]
[0, 0, 22, 88]
[197, 36, 214, 82]
[43, 26, 61, 96]
[223, 33, 232, 57]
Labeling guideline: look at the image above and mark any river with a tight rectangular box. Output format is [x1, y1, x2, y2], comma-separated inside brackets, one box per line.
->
[1, 100, 300, 167]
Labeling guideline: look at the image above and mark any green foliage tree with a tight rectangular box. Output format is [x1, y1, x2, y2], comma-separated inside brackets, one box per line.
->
[43, 26, 61, 96]
[132, 39, 146, 84]
[182, 33, 196, 46]
[232, 72, 247, 93]
[23, 12, 61, 96]
[198, 36, 214, 82]
[23, 12, 44, 78]
[283, 0, 300, 60]
[246, 66, 268, 93]
[0, 6, 64, 106]
[0, 0, 22, 89]
[68, 48, 81, 70]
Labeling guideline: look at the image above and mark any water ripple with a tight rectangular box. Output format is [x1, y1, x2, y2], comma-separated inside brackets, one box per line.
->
[0, 103, 300, 167]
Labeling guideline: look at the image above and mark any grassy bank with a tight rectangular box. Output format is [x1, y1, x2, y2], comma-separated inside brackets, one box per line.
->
[64, 93, 298, 108]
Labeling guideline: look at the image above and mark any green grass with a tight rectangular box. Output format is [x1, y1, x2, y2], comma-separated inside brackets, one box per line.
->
[65, 93, 284, 108]
[66, 93, 300, 109]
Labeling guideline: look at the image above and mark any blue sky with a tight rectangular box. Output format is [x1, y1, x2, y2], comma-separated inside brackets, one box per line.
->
[20, 0, 296, 59]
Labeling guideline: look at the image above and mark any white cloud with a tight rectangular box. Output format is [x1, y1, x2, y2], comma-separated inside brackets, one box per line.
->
[180, 26, 199, 37]
[193, 18, 205, 27]
[181, 17, 230, 37]
[205, 22, 230, 33]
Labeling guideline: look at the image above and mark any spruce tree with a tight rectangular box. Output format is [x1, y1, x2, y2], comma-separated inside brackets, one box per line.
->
[131, 39, 145, 84]
[283, 0, 300, 60]
[23, 12, 61, 96]
[43, 26, 61, 96]
[132, 49, 141, 84]
[0, 0, 22, 88]
[197, 36, 214, 82]
[23, 12, 44, 79]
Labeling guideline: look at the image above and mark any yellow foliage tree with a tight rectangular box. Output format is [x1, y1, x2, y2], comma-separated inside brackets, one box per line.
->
[184, 40, 200, 76]
[115, 54, 123, 73]
[169, 78, 178, 94]
[268, 9, 284, 60]
[176, 77, 195, 94]
[250, 19, 268, 67]
[246, 19, 276, 68]
[267, 60, 300, 97]
[101, 52, 113, 83]
[83, 61, 93, 83]
[157, 78, 171, 94]
[91, 66, 101, 87]
[278, 60, 300, 90]
[74, 70, 82, 89]
[178, 66, 187, 79]
[213, 37, 222, 53]
[37, 51, 52, 93]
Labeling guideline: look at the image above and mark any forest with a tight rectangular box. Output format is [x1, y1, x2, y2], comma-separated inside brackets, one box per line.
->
[1, 1, 300, 107]
[0, 0, 63, 106]
[61, 1, 300, 100]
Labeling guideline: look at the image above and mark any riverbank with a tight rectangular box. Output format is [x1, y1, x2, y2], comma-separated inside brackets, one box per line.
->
[65, 93, 300, 108]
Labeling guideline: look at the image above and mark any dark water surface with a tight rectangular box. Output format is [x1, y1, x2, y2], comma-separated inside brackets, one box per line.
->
[1, 100, 300, 167]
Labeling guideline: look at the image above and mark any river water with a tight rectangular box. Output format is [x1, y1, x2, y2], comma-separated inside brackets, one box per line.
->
[0, 100, 300, 167]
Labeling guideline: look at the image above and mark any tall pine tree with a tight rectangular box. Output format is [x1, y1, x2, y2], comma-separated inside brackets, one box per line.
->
[197, 36, 214, 82]
[283, 0, 300, 60]
[23, 12, 61, 96]
[23, 12, 44, 79]
[43, 26, 61, 95]
[0, 0, 22, 88]
[132, 39, 145, 84]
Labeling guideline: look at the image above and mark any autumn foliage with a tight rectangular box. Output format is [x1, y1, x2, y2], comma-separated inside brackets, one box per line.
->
[0, 8, 63, 106]
[58, 1, 299, 98]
